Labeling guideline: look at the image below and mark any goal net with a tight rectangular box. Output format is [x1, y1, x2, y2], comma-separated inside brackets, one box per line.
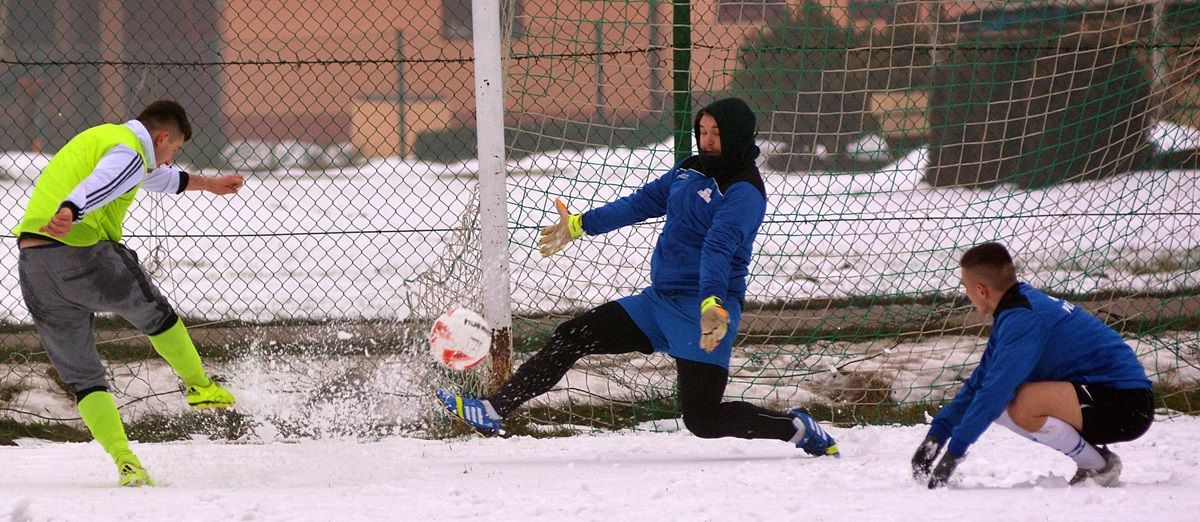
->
[494, 0, 1200, 431]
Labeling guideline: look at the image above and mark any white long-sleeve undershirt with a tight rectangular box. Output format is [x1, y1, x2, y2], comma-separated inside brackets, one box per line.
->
[61, 120, 188, 220]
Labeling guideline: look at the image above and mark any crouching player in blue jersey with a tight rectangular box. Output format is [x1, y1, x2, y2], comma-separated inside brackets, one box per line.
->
[913, 243, 1153, 488]
[437, 97, 838, 456]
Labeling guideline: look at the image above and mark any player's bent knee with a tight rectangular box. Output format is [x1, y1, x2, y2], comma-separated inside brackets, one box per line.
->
[1005, 402, 1042, 432]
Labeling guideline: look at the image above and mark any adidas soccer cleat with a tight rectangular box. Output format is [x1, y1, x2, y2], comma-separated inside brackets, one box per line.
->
[116, 454, 153, 487]
[1069, 446, 1122, 487]
[436, 389, 503, 436]
[788, 408, 840, 457]
[187, 379, 236, 410]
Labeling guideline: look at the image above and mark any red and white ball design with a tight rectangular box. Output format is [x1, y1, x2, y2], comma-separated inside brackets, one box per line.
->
[429, 306, 492, 370]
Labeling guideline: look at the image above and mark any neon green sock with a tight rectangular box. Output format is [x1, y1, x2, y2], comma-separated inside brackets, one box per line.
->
[77, 392, 133, 462]
[149, 318, 209, 388]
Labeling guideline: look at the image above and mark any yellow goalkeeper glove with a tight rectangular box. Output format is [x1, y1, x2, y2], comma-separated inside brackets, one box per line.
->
[700, 296, 729, 352]
[538, 198, 584, 257]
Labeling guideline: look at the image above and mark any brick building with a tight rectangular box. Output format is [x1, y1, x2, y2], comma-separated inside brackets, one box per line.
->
[1, 0, 1177, 163]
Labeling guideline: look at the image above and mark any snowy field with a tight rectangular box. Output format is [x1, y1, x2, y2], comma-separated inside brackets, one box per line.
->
[3, 415, 1199, 521]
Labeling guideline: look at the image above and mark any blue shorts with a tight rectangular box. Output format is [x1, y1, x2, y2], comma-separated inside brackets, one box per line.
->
[617, 287, 742, 368]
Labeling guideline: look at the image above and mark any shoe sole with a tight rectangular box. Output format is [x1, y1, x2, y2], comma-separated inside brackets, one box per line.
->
[442, 405, 500, 437]
[436, 391, 501, 437]
[803, 443, 840, 458]
[453, 418, 500, 437]
[119, 470, 153, 487]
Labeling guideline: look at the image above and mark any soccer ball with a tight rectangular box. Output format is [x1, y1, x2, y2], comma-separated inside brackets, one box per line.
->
[429, 306, 492, 371]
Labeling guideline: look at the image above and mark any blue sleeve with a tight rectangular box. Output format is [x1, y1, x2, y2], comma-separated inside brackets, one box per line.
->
[580, 168, 674, 236]
[928, 363, 985, 442]
[698, 183, 766, 300]
[945, 311, 1047, 456]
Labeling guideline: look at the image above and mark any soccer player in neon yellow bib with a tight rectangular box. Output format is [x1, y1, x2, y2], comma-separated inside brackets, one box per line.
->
[13, 100, 244, 487]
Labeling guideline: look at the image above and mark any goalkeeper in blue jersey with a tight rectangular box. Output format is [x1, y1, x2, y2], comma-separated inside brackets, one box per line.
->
[913, 243, 1153, 488]
[438, 97, 838, 456]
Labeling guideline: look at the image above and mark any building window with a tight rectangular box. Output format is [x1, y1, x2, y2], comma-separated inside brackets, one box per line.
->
[717, 1, 789, 24]
[442, 0, 525, 40]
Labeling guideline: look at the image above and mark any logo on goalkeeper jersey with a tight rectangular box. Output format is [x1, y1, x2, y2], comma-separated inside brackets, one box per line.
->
[697, 188, 712, 203]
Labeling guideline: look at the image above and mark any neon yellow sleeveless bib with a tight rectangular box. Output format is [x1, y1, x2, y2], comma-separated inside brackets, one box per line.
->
[12, 124, 148, 246]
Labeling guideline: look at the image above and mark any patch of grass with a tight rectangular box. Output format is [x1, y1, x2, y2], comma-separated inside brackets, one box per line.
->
[519, 397, 681, 434]
[0, 317, 407, 362]
[1125, 316, 1200, 334]
[430, 399, 684, 440]
[739, 323, 991, 346]
[0, 321, 37, 334]
[1156, 384, 1200, 415]
[510, 330, 554, 354]
[125, 409, 257, 443]
[492, 397, 947, 437]
[800, 402, 943, 428]
[425, 397, 684, 439]
[1128, 256, 1199, 276]
[750, 293, 960, 311]
[0, 410, 256, 444]
[0, 418, 90, 443]
[0, 348, 48, 364]
[0, 384, 22, 403]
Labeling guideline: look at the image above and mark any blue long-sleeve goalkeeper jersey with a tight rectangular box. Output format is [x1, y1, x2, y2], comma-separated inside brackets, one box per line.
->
[580, 156, 767, 303]
[929, 283, 1151, 456]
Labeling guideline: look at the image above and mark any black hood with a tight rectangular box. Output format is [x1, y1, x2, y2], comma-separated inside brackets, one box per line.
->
[693, 97, 761, 182]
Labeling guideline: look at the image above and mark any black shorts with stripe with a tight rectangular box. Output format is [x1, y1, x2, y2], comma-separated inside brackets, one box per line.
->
[1073, 383, 1154, 445]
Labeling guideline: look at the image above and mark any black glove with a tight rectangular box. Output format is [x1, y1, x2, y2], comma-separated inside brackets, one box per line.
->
[911, 435, 945, 480]
[927, 452, 964, 489]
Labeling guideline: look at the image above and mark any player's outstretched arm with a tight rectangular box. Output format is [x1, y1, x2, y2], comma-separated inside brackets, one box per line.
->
[538, 198, 583, 257]
[187, 174, 245, 196]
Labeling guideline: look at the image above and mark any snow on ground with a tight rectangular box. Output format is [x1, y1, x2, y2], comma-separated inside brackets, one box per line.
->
[3, 415, 1198, 521]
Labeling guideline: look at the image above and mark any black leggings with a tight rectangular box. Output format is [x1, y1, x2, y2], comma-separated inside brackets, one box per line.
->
[487, 301, 797, 441]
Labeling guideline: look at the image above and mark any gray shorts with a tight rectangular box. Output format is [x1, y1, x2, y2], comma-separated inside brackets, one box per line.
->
[17, 241, 178, 396]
